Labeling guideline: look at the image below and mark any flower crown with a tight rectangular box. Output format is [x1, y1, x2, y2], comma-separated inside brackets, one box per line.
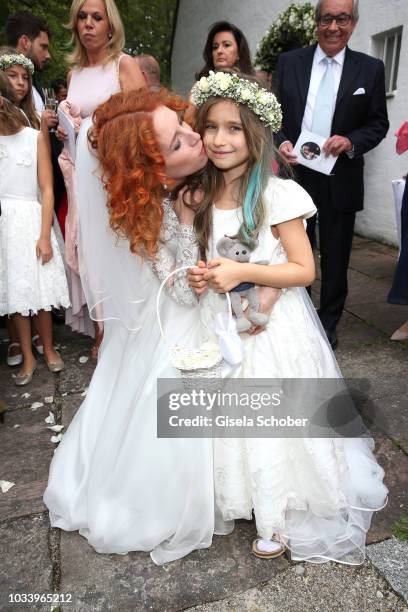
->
[191, 71, 282, 132]
[0, 53, 34, 75]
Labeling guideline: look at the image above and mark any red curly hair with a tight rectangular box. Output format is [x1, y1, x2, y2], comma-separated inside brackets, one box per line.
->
[91, 89, 188, 257]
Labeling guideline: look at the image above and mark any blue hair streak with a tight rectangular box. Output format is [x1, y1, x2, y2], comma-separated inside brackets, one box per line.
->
[241, 162, 261, 243]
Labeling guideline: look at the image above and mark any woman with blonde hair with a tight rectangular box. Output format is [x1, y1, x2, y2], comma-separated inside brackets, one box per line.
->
[57, 0, 145, 356]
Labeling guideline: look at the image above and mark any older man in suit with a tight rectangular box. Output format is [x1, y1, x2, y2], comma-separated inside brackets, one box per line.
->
[274, 0, 389, 348]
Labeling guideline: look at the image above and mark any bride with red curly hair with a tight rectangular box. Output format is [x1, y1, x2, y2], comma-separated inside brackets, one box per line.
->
[43, 89, 222, 565]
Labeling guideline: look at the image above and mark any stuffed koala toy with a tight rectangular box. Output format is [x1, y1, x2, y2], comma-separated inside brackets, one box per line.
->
[216, 236, 270, 332]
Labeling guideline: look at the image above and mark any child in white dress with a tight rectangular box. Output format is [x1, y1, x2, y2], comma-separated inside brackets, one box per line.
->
[0, 73, 70, 385]
[188, 71, 388, 564]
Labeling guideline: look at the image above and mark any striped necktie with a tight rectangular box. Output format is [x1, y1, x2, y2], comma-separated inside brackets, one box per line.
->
[311, 57, 335, 138]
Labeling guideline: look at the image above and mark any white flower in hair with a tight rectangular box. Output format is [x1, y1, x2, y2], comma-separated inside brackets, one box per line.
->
[214, 71, 232, 90]
[199, 76, 210, 92]
[0, 53, 34, 74]
[190, 71, 282, 132]
[241, 88, 252, 101]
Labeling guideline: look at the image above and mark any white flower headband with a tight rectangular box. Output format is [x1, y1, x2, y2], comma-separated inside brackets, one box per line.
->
[0, 53, 35, 75]
[191, 71, 282, 133]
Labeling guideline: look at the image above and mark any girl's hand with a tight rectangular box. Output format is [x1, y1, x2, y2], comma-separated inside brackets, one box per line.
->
[247, 286, 281, 335]
[204, 258, 244, 293]
[187, 261, 208, 294]
[36, 237, 53, 265]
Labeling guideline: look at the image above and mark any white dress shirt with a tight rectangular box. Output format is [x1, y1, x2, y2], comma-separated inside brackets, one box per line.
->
[32, 86, 45, 113]
[301, 45, 346, 132]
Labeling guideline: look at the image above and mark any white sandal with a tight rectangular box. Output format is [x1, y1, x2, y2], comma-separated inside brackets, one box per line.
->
[7, 342, 23, 367]
[31, 334, 44, 355]
[252, 536, 287, 559]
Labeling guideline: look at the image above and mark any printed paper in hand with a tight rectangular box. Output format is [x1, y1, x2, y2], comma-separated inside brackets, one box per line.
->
[293, 130, 337, 175]
[57, 107, 76, 162]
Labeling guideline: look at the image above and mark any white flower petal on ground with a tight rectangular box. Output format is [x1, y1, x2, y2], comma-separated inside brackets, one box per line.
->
[80, 388, 88, 397]
[44, 396, 54, 404]
[50, 434, 63, 444]
[79, 356, 89, 364]
[45, 412, 55, 425]
[13, 424, 20, 429]
[0, 480, 15, 493]
[30, 402, 44, 411]
[21, 392, 30, 399]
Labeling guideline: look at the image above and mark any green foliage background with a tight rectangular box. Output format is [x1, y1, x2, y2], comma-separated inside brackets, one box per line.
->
[0, 0, 178, 86]
[255, 2, 316, 73]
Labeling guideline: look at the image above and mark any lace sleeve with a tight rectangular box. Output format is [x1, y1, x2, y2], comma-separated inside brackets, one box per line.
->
[150, 200, 199, 306]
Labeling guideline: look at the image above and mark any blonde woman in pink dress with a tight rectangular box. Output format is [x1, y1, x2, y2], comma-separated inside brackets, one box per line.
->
[57, 0, 145, 357]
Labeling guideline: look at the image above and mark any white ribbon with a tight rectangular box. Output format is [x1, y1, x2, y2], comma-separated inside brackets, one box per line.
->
[213, 312, 244, 366]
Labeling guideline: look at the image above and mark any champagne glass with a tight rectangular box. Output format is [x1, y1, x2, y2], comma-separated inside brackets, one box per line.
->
[43, 88, 58, 133]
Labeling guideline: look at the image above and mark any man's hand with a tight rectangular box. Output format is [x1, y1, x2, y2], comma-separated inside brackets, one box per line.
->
[279, 141, 298, 165]
[323, 135, 353, 157]
[187, 261, 208, 294]
[42, 109, 58, 129]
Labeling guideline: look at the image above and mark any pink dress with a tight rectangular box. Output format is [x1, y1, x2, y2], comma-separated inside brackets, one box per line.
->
[59, 56, 124, 335]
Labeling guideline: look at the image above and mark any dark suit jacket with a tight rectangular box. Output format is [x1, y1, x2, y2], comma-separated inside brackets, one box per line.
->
[273, 44, 389, 212]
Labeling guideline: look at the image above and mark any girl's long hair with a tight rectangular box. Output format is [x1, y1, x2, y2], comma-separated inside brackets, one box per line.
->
[0, 46, 39, 129]
[196, 21, 254, 80]
[0, 71, 29, 134]
[90, 88, 188, 258]
[66, 0, 125, 68]
[193, 89, 277, 256]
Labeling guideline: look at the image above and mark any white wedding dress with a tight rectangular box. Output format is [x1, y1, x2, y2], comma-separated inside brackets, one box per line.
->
[43, 119, 219, 564]
[201, 177, 388, 565]
[0, 128, 70, 316]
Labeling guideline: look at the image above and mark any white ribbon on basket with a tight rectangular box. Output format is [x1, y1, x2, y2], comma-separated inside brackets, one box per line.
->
[156, 265, 243, 368]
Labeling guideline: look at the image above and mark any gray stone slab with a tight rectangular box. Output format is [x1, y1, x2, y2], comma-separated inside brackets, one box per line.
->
[57, 345, 95, 396]
[346, 269, 392, 306]
[346, 301, 408, 337]
[369, 438, 408, 543]
[349, 246, 398, 280]
[0, 404, 57, 521]
[61, 392, 84, 429]
[367, 537, 408, 602]
[187, 560, 408, 611]
[60, 521, 288, 611]
[0, 513, 52, 611]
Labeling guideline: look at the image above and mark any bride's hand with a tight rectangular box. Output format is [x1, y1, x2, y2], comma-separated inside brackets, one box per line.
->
[187, 261, 208, 294]
[246, 286, 282, 335]
[172, 187, 204, 225]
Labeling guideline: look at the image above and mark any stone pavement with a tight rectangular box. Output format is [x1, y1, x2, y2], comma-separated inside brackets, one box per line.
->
[0, 235, 407, 611]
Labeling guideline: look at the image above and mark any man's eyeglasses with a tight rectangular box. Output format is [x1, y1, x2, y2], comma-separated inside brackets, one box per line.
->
[318, 13, 353, 27]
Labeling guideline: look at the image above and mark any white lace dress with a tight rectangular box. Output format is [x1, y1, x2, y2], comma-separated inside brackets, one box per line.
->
[43, 199, 216, 565]
[0, 128, 70, 316]
[202, 177, 388, 565]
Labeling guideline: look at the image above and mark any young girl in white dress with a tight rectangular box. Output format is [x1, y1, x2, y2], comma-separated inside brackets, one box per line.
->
[0, 69, 70, 385]
[188, 71, 388, 564]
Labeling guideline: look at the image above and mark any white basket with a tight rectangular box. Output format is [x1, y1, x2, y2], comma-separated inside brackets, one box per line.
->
[156, 266, 233, 384]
